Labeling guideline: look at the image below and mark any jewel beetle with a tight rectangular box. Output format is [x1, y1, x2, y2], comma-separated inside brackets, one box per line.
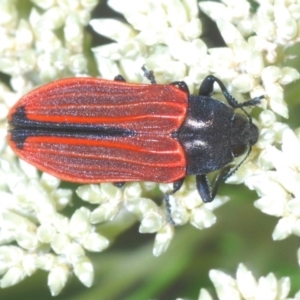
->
[7, 67, 262, 225]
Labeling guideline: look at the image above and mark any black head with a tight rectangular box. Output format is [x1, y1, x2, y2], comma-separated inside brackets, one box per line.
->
[230, 114, 259, 158]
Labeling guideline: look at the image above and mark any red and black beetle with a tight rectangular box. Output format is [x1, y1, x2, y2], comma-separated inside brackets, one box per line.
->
[7, 67, 262, 224]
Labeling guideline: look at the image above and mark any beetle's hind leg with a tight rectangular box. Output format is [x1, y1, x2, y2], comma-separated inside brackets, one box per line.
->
[113, 182, 125, 188]
[114, 75, 126, 82]
[164, 178, 185, 226]
[170, 81, 190, 94]
[141, 66, 191, 98]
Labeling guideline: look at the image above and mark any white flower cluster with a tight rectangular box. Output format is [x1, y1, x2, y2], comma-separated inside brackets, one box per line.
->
[199, 0, 300, 118]
[196, 263, 299, 300]
[76, 178, 228, 256]
[90, 0, 205, 88]
[0, 0, 97, 87]
[246, 116, 300, 243]
[0, 158, 109, 295]
[0, 0, 300, 296]
[0, 0, 106, 296]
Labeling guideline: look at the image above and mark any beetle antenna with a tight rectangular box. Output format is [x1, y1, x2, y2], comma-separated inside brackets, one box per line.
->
[218, 146, 252, 187]
[213, 94, 262, 197]
[238, 95, 264, 125]
[240, 107, 252, 123]
[211, 146, 252, 199]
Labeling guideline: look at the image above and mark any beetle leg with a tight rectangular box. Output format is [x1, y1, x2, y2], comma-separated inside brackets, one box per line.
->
[199, 75, 262, 108]
[141, 65, 157, 84]
[113, 182, 125, 188]
[196, 167, 230, 202]
[170, 81, 190, 95]
[114, 75, 126, 82]
[196, 174, 213, 202]
[198, 75, 214, 96]
[141, 66, 191, 97]
[164, 178, 185, 226]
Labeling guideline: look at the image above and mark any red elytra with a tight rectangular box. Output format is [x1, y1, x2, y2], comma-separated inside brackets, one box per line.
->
[7, 77, 188, 183]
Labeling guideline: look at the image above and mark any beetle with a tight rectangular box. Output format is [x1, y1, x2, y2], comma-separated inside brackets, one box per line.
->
[7, 67, 262, 225]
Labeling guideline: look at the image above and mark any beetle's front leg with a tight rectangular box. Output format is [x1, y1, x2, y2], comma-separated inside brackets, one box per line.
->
[196, 167, 230, 203]
[199, 75, 262, 108]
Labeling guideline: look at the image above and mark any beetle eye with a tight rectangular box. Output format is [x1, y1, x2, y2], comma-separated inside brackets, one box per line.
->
[249, 123, 259, 145]
[232, 114, 247, 128]
[232, 144, 247, 157]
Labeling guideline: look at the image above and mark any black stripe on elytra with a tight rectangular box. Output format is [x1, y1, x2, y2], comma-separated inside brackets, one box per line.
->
[10, 106, 135, 150]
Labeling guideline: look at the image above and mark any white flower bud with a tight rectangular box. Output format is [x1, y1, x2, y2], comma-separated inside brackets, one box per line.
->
[15, 20, 33, 48]
[64, 15, 83, 52]
[123, 182, 142, 200]
[0, 266, 26, 288]
[153, 224, 174, 257]
[255, 273, 278, 300]
[169, 205, 189, 226]
[198, 288, 213, 300]
[40, 173, 60, 191]
[262, 66, 281, 84]
[73, 257, 94, 287]
[209, 270, 240, 299]
[90, 203, 120, 224]
[81, 232, 109, 252]
[199, 2, 227, 22]
[39, 7, 65, 30]
[259, 110, 276, 128]
[16, 228, 39, 251]
[36, 254, 55, 271]
[280, 67, 300, 85]
[76, 184, 103, 204]
[50, 213, 69, 234]
[37, 224, 56, 243]
[256, 128, 276, 148]
[232, 73, 254, 93]
[0, 246, 23, 270]
[90, 19, 135, 42]
[190, 207, 216, 230]
[64, 243, 85, 264]
[245, 51, 264, 77]
[139, 211, 164, 233]
[272, 217, 295, 240]
[236, 264, 257, 299]
[69, 54, 88, 74]
[48, 264, 69, 296]
[52, 188, 73, 210]
[51, 233, 71, 254]
[69, 208, 91, 238]
[22, 254, 37, 276]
